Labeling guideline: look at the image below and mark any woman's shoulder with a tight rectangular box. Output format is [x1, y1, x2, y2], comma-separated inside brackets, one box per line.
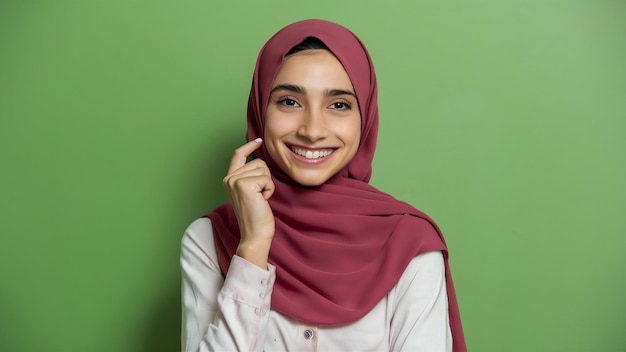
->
[408, 251, 444, 273]
[181, 217, 218, 260]
[184, 217, 214, 236]
[394, 251, 445, 296]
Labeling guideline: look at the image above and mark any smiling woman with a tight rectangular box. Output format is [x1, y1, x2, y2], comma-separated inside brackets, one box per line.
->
[180, 19, 466, 352]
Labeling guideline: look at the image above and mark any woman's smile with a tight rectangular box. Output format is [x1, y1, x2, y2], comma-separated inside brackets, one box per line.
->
[288, 145, 337, 162]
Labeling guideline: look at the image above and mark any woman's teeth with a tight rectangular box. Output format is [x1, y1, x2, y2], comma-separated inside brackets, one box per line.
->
[291, 146, 334, 159]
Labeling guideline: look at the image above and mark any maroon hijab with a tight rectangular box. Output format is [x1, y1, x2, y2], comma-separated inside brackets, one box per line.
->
[207, 19, 466, 351]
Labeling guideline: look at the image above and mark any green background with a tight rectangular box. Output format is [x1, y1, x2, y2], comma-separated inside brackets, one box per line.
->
[1, 0, 624, 351]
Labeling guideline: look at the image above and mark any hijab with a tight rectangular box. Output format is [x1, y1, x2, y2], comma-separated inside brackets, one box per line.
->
[207, 19, 466, 351]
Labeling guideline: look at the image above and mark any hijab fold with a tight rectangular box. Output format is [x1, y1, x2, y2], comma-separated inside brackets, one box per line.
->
[207, 19, 466, 351]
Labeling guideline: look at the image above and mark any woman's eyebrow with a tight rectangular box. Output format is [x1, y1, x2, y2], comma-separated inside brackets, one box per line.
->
[270, 84, 304, 95]
[270, 84, 356, 99]
[325, 89, 356, 98]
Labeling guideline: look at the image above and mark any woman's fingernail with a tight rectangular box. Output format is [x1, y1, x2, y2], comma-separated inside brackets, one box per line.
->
[254, 138, 262, 143]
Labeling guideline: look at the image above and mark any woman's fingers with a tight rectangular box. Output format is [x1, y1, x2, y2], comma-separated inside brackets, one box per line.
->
[224, 140, 274, 200]
[227, 174, 275, 200]
[224, 168, 274, 198]
[225, 158, 270, 179]
[222, 138, 274, 216]
[224, 157, 273, 198]
[227, 138, 263, 175]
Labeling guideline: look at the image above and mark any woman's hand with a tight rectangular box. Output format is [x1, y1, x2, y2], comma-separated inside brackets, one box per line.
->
[223, 138, 275, 269]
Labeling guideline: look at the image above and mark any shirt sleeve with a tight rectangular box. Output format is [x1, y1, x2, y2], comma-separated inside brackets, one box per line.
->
[389, 251, 452, 352]
[180, 218, 276, 352]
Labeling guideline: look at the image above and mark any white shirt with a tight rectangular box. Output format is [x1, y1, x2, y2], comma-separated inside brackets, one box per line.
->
[181, 217, 452, 352]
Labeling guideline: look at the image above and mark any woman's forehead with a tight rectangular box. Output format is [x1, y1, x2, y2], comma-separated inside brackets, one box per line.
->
[273, 50, 354, 89]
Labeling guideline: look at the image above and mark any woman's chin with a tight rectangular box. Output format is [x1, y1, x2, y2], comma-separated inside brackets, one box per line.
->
[287, 171, 333, 187]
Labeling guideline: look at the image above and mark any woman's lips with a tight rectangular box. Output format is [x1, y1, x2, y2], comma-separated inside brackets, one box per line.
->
[288, 145, 336, 162]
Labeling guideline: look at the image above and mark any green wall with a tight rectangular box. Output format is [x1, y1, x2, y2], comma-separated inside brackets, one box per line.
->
[1, 1, 624, 351]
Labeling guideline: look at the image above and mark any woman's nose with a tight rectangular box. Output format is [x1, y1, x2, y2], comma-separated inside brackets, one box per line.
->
[297, 107, 328, 142]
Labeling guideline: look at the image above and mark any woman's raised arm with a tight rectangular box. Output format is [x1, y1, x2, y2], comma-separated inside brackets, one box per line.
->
[181, 218, 276, 352]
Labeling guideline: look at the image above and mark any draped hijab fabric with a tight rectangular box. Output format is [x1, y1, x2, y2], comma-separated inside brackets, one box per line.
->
[207, 19, 466, 351]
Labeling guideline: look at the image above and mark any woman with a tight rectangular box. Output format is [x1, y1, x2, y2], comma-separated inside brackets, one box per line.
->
[181, 19, 466, 351]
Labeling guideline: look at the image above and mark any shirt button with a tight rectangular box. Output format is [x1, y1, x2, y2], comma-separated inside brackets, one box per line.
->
[303, 329, 314, 340]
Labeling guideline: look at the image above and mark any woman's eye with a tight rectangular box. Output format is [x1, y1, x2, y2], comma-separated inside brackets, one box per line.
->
[277, 98, 300, 107]
[330, 102, 351, 110]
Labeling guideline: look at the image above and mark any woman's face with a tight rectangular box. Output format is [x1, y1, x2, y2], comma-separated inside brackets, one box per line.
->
[264, 49, 362, 186]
